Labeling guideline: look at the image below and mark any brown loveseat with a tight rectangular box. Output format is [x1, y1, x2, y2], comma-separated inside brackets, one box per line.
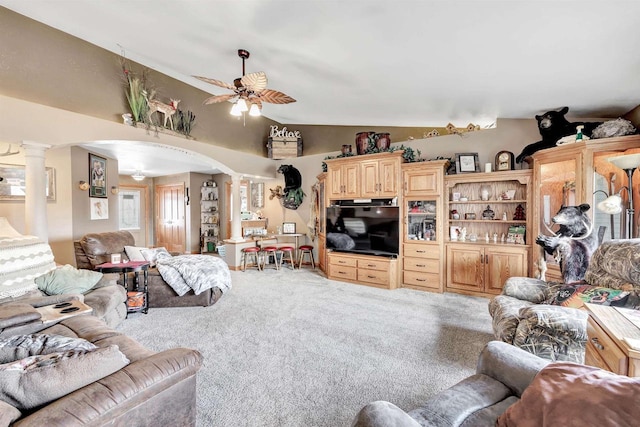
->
[75, 231, 222, 308]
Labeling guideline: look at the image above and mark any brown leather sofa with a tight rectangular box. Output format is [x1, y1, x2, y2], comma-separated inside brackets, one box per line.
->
[75, 231, 222, 308]
[0, 305, 202, 426]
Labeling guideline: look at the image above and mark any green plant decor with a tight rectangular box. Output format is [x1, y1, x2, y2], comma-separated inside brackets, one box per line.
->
[175, 110, 196, 137]
[125, 76, 148, 123]
[321, 145, 421, 171]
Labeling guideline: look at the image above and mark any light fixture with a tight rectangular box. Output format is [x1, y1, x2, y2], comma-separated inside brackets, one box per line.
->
[78, 181, 89, 191]
[229, 102, 242, 116]
[131, 170, 145, 181]
[606, 153, 640, 239]
[236, 98, 248, 112]
[249, 103, 261, 117]
[111, 186, 119, 195]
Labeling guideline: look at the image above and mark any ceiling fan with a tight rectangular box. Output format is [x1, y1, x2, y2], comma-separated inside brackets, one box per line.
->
[193, 49, 296, 117]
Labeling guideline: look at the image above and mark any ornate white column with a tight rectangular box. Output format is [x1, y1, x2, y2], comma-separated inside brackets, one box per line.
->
[229, 174, 244, 242]
[21, 141, 51, 241]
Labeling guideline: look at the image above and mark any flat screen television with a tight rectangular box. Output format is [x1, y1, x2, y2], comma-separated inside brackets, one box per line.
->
[326, 205, 399, 256]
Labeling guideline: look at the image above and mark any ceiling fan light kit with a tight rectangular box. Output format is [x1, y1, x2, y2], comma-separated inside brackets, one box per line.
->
[194, 49, 295, 120]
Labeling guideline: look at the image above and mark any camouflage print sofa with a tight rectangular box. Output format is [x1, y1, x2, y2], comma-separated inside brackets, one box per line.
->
[488, 239, 640, 363]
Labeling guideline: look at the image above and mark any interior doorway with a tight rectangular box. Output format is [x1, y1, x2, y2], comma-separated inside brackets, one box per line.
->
[118, 184, 150, 246]
[156, 183, 186, 252]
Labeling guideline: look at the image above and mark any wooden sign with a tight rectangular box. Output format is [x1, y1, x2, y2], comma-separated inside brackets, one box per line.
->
[266, 125, 303, 159]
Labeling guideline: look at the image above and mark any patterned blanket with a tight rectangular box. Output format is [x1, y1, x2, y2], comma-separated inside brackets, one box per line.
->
[0, 236, 56, 299]
[156, 255, 231, 296]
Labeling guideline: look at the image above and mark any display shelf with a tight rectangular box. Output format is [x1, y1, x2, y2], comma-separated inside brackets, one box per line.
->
[200, 182, 219, 253]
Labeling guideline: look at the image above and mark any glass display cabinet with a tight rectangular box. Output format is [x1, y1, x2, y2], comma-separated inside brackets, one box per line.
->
[531, 135, 640, 282]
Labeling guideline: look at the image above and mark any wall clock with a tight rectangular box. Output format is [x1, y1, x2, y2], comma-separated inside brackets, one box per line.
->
[495, 151, 515, 171]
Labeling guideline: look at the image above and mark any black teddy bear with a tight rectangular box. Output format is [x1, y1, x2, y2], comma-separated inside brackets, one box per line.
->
[516, 107, 602, 163]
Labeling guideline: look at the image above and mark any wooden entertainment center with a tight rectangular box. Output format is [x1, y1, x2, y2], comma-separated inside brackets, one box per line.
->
[318, 135, 640, 297]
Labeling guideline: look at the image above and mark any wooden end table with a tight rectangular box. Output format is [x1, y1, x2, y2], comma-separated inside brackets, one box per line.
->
[96, 261, 149, 314]
[584, 303, 640, 377]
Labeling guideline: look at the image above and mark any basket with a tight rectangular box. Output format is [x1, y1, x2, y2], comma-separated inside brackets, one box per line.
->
[127, 291, 145, 308]
[216, 245, 226, 258]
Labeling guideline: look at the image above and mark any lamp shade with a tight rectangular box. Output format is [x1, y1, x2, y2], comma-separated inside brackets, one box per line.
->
[236, 98, 249, 112]
[249, 103, 261, 117]
[230, 103, 242, 116]
[597, 194, 623, 214]
[607, 153, 640, 170]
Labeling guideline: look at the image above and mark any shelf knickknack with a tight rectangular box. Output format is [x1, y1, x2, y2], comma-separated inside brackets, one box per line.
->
[322, 145, 421, 172]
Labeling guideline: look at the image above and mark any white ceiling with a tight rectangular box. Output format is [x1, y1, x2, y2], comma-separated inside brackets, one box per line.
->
[4, 0, 640, 174]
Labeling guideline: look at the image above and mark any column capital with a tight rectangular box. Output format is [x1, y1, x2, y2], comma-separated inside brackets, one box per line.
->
[21, 141, 52, 154]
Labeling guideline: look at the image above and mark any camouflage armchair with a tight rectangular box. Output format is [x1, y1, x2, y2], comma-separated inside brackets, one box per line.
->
[489, 239, 640, 363]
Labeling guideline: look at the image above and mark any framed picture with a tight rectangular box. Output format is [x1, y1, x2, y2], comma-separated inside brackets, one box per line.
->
[89, 153, 107, 198]
[90, 197, 109, 220]
[455, 153, 480, 173]
[0, 164, 56, 201]
[282, 222, 296, 234]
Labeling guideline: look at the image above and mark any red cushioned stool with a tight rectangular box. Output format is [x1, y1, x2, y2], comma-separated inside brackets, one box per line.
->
[261, 246, 280, 270]
[278, 246, 296, 270]
[241, 246, 262, 271]
[297, 245, 315, 269]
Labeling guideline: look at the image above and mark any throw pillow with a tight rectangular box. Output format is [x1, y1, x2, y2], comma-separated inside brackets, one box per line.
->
[547, 284, 630, 309]
[0, 334, 97, 364]
[34, 264, 103, 295]
[496, 363, 640, 427]
[0, 345, 129, 410]
[0, 236, 56, 299]
[124, 245, 148, 262]
[140, 247, 171, 267]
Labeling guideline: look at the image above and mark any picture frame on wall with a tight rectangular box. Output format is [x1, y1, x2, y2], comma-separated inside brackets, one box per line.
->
[282, 222, 296, 234]
[89, 153, 107, 198]
[455, 153, 480, 174]
[90, 197, 109, 220]
[0, 164, 56, 201]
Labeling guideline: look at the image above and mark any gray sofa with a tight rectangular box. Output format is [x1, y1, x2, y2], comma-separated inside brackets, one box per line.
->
[488, 239, 640, 363]
[352, 341, 550, 427]
[75, 231, 222, 308]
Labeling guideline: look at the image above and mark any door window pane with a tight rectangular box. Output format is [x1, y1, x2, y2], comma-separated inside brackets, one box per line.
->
[119, 190, 140, 230]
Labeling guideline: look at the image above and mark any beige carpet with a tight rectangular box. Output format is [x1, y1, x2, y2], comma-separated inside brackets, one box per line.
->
[118, 268, 494, 427]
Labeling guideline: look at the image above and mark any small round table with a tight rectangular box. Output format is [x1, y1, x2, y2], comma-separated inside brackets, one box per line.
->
[96, 261, 149, 314]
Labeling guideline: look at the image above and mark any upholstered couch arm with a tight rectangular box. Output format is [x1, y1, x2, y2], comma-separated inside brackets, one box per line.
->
[12, 348, 203, 427]
[512, 304, 588, 363]
[501, 277, 550, 304]
[476, 341, 549, 397]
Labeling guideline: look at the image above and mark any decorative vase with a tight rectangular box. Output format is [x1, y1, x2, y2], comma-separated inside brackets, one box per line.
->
[355, 131, 376, 155]
[375, 133, 391, 150]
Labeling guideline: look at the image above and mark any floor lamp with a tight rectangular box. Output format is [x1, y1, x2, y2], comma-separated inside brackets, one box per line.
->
[603, 153, 640, 239]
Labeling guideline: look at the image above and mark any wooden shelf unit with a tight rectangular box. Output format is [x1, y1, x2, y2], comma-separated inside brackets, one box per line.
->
[444, 170, 532, 296]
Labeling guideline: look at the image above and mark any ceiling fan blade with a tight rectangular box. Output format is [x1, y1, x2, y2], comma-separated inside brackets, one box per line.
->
[192, 75, 237, 91]
[258, 89, 296, 104]
[203, 93, 237, 105]
[241, 72, 268, 93]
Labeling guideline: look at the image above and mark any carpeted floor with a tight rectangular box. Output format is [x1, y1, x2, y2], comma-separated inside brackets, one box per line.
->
[118, 268, 494, 427]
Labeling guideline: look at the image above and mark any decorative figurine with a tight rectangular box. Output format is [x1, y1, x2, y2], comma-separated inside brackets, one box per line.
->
[493, 232, 498, 243]
[514, 204, 526, 220]
[482, 205, 495, 220]
[460, 227, 467, 242]
[502, 212, 508, 221]
[485, 232, 490, 242]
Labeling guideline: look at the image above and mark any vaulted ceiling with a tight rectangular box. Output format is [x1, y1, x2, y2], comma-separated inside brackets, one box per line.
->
[3, 0, 640, 129]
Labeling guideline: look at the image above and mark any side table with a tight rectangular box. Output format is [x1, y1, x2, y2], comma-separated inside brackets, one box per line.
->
[96, 261, 149, 314]
[584, 303, 640, 377]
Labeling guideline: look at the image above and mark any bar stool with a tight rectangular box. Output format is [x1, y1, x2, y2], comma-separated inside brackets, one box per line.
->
[297, 245, 315, 269]
[278, 246, 296, 270]
[241, 246, 262, 271]
[261, 246, 280, 270]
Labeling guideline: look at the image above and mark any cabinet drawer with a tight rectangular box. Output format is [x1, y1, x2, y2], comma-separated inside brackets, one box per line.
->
[404, 257, 439, 273]
[587, 318, 627, 374]
[329, 255, 357, 267]
[357, 258, 388, 271]
[403, 271, 440, 288]
[330, 265, 357, 281]
[358, 268, 389, 285]
[404, 244, 439, 259]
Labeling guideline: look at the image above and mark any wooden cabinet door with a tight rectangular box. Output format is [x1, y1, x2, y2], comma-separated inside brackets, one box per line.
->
[360, 160, 379, 198]
[485, 246, 528, 294]
[342, 163, 360, 198]
[446, 245, 483, 292]
[327, 166, 343, 199]
[377, 158, 399, 197]
[318, 235, 326, 273]
[404, 169, 438, 196]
